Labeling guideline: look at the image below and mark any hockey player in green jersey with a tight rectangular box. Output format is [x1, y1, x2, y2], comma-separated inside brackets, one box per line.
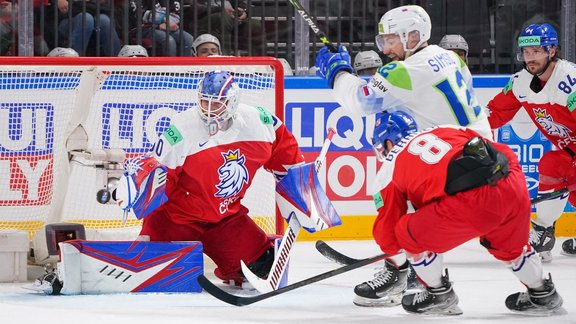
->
[315, 4, 494, 308]
[315, 5, 491, 139]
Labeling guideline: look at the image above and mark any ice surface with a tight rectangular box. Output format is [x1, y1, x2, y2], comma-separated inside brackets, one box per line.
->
[1, 239, 574, 323]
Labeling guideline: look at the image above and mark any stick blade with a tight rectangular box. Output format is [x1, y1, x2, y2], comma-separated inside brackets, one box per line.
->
[240, 260, 274, 293]
[197, 275, 248, 306]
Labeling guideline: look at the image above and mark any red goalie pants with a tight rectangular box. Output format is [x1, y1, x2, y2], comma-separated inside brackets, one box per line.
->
[395, 166, 531, 262]
[140, 207, 273, 280]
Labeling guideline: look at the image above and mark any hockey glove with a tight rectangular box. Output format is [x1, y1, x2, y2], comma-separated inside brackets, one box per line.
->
[315, 45, 354, 88]
[113, 155, 168, 219]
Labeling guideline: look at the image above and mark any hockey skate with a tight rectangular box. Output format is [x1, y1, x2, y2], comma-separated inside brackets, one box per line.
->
[353, 261, 408, 307]
[406, 264, 424, 291]
[22, 266, 62, 295]
[215, 247, 275, 289]
[529, 221, 555, 263]
[401, 270, 462, 315]
[505, 274, 563, 315]
[561, 238, 576, 256]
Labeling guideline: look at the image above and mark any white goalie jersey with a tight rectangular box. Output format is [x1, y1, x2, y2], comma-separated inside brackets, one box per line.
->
[333, 45, 492, 139]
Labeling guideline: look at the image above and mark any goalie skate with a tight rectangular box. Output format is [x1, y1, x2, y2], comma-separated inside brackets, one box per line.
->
[353, 261, 408, 307]
[529, 221, 555, 263]
[505, 274, 563, 315]
[22, 270, 62, 295]
[561, 238, 576, 256]
[401, 270, 462, 315]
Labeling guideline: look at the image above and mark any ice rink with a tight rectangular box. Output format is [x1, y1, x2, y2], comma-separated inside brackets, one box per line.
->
[0, 239, 574, 324]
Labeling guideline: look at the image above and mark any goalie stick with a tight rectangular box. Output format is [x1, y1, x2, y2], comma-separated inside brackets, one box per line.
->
[239, 128, 337, 293]
[198, 252, 387, 306]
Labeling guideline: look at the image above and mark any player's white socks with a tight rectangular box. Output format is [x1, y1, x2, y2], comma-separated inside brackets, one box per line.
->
[506, 245, 545, 289]
[406, 251, 443, 288]
[535, 191, 568, 226]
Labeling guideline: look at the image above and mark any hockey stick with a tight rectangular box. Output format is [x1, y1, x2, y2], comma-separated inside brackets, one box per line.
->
[288, 0, 338, 53]
[530, 188, 570, 205]
[314, 188, 575, 267]
[239, 128, 337, 293]
[198, 252, 387, 306]
[315, 240, 364, 265]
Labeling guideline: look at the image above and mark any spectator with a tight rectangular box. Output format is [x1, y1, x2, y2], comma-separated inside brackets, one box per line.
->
[140, 0, 193, 56]
[118, 44, 148, 57]
[353, 50, 383, 76]
[47, 46, 79, 56]
[439, 34, 469, 64]
[0, 0, 15, 55]
[1, 0, 51, 56]
[192, 33, 221, 57]
[190, 0, 263, 55]
[56, 0, 122, 56]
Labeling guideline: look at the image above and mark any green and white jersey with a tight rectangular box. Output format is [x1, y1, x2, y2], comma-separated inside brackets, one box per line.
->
[333, 45, 492, 139]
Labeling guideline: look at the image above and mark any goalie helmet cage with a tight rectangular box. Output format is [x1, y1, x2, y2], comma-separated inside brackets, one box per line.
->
[0, 56, 285, 240]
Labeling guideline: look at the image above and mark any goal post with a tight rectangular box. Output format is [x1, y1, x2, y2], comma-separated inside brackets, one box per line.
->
[0, 56, 285, 241]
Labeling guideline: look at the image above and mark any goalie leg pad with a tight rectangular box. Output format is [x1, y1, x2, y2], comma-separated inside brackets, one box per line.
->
[57, 240, 204, 294]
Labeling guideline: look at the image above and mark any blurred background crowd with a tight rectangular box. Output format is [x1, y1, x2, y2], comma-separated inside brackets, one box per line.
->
[0, 0, 574, 75]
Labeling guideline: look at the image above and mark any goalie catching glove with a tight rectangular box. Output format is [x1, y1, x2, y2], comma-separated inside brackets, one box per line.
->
[113, 155, 168, 220]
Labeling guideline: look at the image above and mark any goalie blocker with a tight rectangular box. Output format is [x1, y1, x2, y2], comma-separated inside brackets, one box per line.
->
[113, 155, 168, 220]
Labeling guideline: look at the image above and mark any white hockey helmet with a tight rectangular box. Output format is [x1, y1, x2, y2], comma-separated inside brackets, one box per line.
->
[192, 34, 222, 56]
[376, 5, 431, 52]
[439, 34, 469, 56]
[118, 45, 149, 57]
[353, 50, 383, 71]
[47, 47, 79, 57]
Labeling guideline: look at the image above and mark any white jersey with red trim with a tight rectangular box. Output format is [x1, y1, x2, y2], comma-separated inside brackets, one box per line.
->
[149, 103, 304, 224]
[488, 59, 576, 152]
[333, 45, 492, 139]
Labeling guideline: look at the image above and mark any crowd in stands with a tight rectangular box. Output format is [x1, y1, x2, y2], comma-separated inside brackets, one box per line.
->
[0, 0, 472, 77]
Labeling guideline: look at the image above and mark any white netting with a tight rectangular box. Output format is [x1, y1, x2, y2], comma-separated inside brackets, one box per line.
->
[0, 57, 283, 239]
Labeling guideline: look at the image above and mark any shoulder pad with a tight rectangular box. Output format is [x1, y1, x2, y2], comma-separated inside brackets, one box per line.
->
[376, 62, 412, 90]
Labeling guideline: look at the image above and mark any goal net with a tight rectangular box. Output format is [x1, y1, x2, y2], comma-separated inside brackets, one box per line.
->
[0, 56, 285, 240]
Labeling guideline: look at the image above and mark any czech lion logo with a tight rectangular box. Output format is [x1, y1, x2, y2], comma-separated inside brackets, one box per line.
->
[215, 149, 249, 198]
[533, 108, 571, 138]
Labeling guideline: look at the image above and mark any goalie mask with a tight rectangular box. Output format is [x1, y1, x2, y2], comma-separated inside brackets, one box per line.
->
[372, 111, 417, 161]
[376, 5, 431, 53]
[197, 71, 240, 136]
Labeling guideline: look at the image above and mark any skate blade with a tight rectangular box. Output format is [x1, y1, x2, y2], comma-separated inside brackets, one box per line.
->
[559, 250, 576, 257]
[353, 294, 402, 308]
[21, 281, 53, 295]
[406, 305, 463, 316]
[509, 306, 567, 317]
